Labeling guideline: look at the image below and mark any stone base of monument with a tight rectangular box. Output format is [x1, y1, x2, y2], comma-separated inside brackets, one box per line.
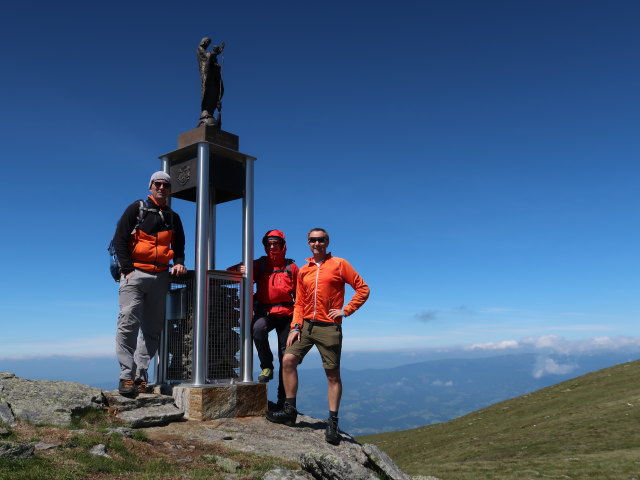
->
[154, 383, 267, 420]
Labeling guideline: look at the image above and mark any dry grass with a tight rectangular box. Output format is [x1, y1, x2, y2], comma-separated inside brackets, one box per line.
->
[0, 410, 298, 480]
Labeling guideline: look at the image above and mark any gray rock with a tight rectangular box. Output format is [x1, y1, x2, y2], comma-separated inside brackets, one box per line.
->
[0, 401, 16, 426]
[202, 454, 240, 473]
[33, 441, 59, 450]
[105, 427, 135, 437]
[0, 441, 35, 459]
[362, 443, 410, 480]
[0, 373, 102, 427]
[89, 444, 111, 458]
[117, 404, 184, 428]
[263, 469, 314, 479]
[0, 428, 10, 437]
[102, 390, 176, 412]
[300, 451, 379, 480]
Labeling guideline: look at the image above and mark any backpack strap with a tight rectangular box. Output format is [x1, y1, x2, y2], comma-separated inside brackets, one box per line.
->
[130, 199, 168, 234]
[257, 257, 295, 278]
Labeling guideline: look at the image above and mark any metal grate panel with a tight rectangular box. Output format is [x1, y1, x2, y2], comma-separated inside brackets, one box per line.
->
[165, 273, 194, 382]
[161, 270, 243, 383]
[207, 275, 241, 381]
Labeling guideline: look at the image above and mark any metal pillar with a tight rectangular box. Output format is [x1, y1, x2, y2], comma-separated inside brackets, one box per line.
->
[241, 156, 255, 382]
[208, 189, 216, 270]
[155, 155, 171, 385]
[192, 142, 210, 386]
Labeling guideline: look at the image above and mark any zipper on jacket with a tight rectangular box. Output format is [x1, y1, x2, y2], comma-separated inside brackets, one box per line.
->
[312, 263, 320, 320]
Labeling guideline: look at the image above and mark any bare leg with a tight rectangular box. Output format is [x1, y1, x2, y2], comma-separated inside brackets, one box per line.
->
[325, 367, 342, 412]
[282, 353, 300, 398]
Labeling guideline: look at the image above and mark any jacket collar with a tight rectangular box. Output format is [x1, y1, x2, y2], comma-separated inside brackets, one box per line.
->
[306, 252, 332, 266]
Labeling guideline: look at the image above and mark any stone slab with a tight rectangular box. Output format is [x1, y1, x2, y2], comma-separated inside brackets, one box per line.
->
[170, 383, 266, 420]
[177, 125, 239, 150]
[102, 390, 176, 411]
[117, 404, 184, 428]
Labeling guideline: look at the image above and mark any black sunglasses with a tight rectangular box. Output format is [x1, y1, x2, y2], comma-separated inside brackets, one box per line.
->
[308, 237, 327, 243]
[153, 181, 171, 189]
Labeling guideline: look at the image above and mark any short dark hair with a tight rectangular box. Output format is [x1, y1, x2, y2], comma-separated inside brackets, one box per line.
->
[308, 227, 329, 241]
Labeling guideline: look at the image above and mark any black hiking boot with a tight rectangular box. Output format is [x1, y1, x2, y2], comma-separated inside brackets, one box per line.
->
[265, 403, 297, 427]
[325, 417, 340, 445]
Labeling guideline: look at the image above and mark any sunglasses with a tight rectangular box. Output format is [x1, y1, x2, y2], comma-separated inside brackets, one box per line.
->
[308, 237, 327, 244]
[153, 181, 171, 189]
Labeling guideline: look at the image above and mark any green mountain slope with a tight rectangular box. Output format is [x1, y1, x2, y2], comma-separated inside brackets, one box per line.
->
[357, 360, 640, 480]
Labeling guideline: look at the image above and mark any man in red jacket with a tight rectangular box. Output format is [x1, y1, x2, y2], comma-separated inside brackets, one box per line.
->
[266, 227, 369, 445]
[229, 230, 298, 407]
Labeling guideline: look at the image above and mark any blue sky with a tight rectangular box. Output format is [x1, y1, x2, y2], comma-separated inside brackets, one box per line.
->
[1, 1, 638, 366]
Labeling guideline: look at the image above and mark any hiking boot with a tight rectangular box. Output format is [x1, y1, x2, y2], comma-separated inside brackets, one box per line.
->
[118, 379, 136, 397]
[258, 368, 274, 383]
[325, 418, 340, 445]
[135, 380, 149, 394]
[265, 403, 297, 427]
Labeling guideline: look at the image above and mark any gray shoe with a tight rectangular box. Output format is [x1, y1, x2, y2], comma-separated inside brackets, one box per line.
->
[266, 403, 297, 427]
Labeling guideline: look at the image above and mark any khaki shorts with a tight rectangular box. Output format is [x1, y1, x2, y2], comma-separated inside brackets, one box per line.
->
[285, 320, 343, 370]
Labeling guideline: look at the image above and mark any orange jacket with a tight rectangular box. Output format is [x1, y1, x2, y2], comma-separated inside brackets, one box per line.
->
[291, 253, 369, 329]
[114, 195, 185, 274]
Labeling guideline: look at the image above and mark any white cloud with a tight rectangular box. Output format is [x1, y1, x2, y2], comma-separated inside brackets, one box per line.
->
[532, 358, 576, 379]
[464, 335, 640, 355]
[432, 380, 454, 387]
[464, 340, 519, 351]
[0, 335, 113, 359]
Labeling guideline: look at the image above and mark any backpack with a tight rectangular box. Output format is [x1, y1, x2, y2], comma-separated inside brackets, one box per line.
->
[253, 256, 296, 313]
[107, 200, 160, 282]
[255, 256, 295, 279]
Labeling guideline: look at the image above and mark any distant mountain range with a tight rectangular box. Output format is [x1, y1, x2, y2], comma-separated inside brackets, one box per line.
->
[2, 348, 639, 435]
[293, 350, 640, 434]
[357, 359, 640, 479]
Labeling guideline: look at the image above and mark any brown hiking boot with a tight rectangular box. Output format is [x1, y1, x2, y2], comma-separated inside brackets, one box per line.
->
[118, 379, 136, 397]
[135, 380, 149, 394]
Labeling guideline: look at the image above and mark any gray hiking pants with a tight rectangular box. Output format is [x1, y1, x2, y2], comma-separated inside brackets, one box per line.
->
[116, 269, 170, 381]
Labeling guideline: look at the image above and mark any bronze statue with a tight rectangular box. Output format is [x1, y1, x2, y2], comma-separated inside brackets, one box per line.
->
[197, 37, 225, 128]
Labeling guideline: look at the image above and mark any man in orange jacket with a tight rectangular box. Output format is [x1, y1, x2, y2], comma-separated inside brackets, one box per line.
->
[266, 228, 370, 445]
[113, 171, 187, 397]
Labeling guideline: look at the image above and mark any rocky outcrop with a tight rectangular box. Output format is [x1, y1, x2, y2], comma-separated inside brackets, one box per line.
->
[0, 372, 102, 427]
[144, 413, 418, 480]
[0, 373, 427, 479]
[102, 390, 184, 427]
[363, 443, 411, 480]
[300, 451, 378, 480]
[0, 441, 34, 459]
[263, 470, 314, 479]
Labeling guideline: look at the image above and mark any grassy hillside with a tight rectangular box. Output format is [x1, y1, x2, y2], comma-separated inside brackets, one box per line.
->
[358, 360, 640, 480]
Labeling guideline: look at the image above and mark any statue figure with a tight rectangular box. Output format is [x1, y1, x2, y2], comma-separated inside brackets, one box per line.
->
[197, 37, 225, 128]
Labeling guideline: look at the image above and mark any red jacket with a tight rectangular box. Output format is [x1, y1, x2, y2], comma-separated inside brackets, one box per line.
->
[292, 253, 369, 329]
[228, 230, 298, 317]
